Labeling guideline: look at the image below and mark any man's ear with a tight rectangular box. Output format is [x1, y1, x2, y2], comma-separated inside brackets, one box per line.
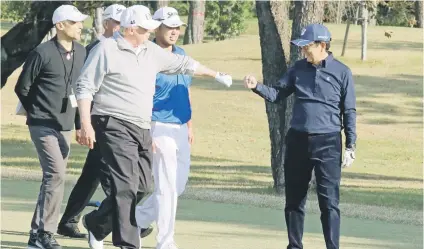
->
[320, 42, 326, 51]
[55, 22, 64, 31]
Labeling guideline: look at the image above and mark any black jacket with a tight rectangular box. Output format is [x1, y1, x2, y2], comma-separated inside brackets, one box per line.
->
[15, 37, 86, 131]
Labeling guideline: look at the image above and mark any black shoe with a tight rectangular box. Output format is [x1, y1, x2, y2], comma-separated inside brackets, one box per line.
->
[57, 224, 87, 239]
[36, 231, 61, 249]
[139, 226, 153, 238]
[27, 230, 40, 249]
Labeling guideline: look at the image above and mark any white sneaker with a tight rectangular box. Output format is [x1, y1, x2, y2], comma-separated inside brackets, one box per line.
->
[88, 231, 103, 249]
[82, 215, 104, 249]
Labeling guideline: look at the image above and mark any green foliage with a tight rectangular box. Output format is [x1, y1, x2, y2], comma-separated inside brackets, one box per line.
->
[168, 1, 189, 16]
[377, 0, 416, 27]
[1, 1, 31, 22]
[205, 0, 254, 41]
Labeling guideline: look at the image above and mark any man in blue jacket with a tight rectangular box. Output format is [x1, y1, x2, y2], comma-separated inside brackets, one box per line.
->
[244, 24, 357, 249]
[135, 7, 194, 249]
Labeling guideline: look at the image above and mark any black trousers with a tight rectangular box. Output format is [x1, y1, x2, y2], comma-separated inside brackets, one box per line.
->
[85, 115, 153, 249]
[284, 129, 342, 249]
[58, 143, 111, 228]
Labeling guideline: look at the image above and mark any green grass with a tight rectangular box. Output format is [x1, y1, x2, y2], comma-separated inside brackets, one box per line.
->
[1, 179, 422, 249]
[1, 20, 423, 217]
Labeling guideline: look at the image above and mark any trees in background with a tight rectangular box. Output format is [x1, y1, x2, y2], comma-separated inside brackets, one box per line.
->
[204, 1, 253, 41]
[183, 0, 205, 45]
[1, 1, 67, 88]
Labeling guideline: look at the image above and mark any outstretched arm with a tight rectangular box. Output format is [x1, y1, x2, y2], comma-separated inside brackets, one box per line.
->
[244, 67, 296, 103]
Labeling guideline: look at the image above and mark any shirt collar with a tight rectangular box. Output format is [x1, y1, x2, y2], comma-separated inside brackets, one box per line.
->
[153, 38, 176, 53]
[114, 32, 147, 53]
[53, 36, 75, 53]
[307, 51, 334, 68]
[321, 52, 334, 68]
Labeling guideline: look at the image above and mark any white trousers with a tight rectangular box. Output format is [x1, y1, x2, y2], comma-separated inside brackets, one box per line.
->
[136, 122, 191, 249]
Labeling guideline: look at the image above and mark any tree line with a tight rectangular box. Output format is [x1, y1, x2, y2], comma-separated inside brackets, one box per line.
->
[1, 1, 423, 45]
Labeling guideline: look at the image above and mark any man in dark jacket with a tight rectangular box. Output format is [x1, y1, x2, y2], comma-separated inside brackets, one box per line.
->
[14, 4, 88, 249]
[244, 24, 356, 249]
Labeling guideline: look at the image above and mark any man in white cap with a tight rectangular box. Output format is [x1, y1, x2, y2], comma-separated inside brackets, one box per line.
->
[135, 7, 196, 249]
[14, 4, 88, 249]
[56, 3, 126, 240]
[75, 5, 232, 249]
[85, 3, 127, 53]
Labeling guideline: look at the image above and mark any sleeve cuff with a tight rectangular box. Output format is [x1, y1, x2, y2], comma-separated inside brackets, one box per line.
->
[251, 82, 263, 93]
[76, 94, 93, 101]
[187, 60, 200, 76]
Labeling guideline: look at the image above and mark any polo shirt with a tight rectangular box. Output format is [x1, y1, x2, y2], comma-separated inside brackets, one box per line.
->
[253, 53, 357, 147]
[152, 43, 192, 124]
[75, 32, 199, 129]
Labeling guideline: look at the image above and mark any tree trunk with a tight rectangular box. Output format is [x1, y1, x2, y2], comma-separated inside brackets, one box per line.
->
[368, 0, 377, 26]
[361, 1, 368, 61]
[289, 0, 325, 187]
[158, 0, 169, 8]
[183, 0, 205, 45]
[336, 0, 343, 24]
[354, 5, 360, 25]
[92, 7, 104, 40]
[341, 19, 351, 57]
[256, 0, 290, 194]
[151, 0, 169, 10]
[1, 1, 67, 88]
[415, 0, 423, 28]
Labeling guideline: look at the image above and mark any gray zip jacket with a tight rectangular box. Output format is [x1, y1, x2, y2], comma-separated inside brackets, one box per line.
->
[75, 32, 199, 129]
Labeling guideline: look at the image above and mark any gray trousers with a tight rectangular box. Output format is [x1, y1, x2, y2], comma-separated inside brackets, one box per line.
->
[29, 126, 71, 233]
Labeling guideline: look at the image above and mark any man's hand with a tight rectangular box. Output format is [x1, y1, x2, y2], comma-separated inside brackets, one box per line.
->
[342, 148, 355, 168]
[75, 129, 83, 145]
[188, 127, 194, 145]
[80, 123, 96, 149]
[244, 75, 258, 89]
[215, 72, 232, 87]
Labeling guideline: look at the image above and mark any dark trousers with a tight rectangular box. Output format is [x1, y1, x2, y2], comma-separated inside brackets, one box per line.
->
[284, 129, 342, 249]
[85, 115, 153, 249]
[58, 143, 112, 229]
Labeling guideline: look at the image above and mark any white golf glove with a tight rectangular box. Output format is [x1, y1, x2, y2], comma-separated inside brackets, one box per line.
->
[342, 148, 355, 168]
[215, 72, 232, 87]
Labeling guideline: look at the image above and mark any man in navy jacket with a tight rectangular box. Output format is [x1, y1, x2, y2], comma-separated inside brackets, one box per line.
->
[244, 24, 357, 249]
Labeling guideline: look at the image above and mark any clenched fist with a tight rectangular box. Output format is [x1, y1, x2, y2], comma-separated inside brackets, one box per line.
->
[244, 75, 258, 89]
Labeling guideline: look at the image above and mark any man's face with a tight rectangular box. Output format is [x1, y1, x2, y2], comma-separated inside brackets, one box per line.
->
[155, 24, 181, 46]
[134, 26, 152, 45]
[57, 20, 84, 40]
[105, 19, 121, 33]
[301, 42, 325, 63]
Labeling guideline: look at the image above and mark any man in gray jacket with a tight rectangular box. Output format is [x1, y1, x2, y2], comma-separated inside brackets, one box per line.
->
[75, 5, 232, 249]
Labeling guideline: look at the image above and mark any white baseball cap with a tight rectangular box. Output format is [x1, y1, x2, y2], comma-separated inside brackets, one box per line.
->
[103, 4, 126, 22]
[120, 5, 161, 30]
[52, 5, 88, 24]
[153, 7, 186, 28]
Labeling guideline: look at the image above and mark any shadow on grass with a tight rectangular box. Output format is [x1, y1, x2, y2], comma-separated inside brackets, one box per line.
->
[0, 230, 155, 248]
[342, 172, 422, 182]
[346, 40, 423, 51]
[191, 164, 271, 175]
[0, 240, 88, 249]
[0, 179, 422, 248]
[1, 137, 89, 171]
